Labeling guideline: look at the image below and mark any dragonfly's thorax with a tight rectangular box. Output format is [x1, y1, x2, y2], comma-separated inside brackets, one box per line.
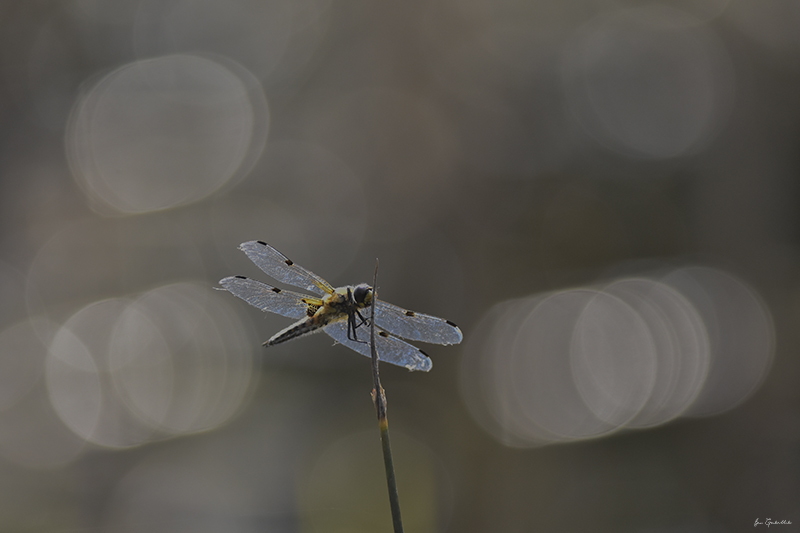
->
[321, 285, 371, 315]
[304, 285, 370, 325]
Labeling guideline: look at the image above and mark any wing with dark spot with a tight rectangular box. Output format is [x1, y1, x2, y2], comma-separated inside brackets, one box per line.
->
[219, 276, 319, 319]
[323, 321, 433, 372]
[238, 241, 334, 295]
[374, 300, 463, 345]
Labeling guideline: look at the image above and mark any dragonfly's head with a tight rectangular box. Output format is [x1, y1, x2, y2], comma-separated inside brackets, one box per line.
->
[352, 283, 373, 306]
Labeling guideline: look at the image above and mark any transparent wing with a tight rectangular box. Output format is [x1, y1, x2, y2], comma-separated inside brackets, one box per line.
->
[374, 300, 463, 345]
[238, 241, 334, 295]
[219, 276, 320, 319]
[323, 321, 433, 372]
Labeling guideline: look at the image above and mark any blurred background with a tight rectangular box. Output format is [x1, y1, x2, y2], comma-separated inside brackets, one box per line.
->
[0, 0, 798, 531]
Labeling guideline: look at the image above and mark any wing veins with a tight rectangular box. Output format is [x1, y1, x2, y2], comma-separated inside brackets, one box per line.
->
[239, 241, 334, 295]
[374, 300, 463, 345]
[323, 321, 432, 372]
[219, 276, 318, 319]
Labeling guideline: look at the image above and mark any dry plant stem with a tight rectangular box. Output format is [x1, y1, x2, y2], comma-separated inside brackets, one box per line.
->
[370, 259, 404, 533]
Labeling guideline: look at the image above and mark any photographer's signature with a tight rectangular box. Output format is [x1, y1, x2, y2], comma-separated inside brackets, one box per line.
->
[754, 518, 792, 527]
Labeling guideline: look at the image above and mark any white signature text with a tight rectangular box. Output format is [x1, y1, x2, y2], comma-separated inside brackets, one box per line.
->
[754, 518, 792, 527]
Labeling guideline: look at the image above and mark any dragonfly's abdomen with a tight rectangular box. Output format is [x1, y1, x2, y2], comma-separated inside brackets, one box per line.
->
[264, 289, 355, 347]
[265, 312, 343, 346]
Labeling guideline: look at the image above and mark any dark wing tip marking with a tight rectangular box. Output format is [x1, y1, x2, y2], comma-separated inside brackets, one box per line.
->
[378, 331, 389, 338]
[284, 259, 293, 266]
[234, 275, 247, 279]
[256, 240, 267, 245]
[271, 287, 282, 293]
[445, 320, 459, 328]
[419, 348, 430, 357]
[404, 310, 416, 317]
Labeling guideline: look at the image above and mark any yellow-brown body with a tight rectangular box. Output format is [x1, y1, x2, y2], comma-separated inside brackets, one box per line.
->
[265, 285, 372, 346]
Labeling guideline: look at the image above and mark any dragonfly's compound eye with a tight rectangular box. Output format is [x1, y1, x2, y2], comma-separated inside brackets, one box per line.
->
[353, 284, 372, 304]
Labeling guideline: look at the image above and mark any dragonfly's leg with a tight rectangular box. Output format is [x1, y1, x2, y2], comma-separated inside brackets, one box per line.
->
[353, 309, 370, 329]
[346, 311, 369, 344]
[346, 287, 370, 343]
[346, 312, 357, 342]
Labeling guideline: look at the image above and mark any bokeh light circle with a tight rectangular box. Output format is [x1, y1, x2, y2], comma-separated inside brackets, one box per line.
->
[601, 278, 711, 427]
[661, 266, 774, 417]
[46, 298, 156, 448]
[67, 54, 269, 215]
[570, 290, 658, 428]
[110, 283, 256, 435]
[461, 265, 773, 447]
[45, 284, 257, 448]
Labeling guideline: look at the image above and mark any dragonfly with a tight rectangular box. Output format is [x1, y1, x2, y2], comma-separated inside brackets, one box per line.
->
[219, 241, 463, 371]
